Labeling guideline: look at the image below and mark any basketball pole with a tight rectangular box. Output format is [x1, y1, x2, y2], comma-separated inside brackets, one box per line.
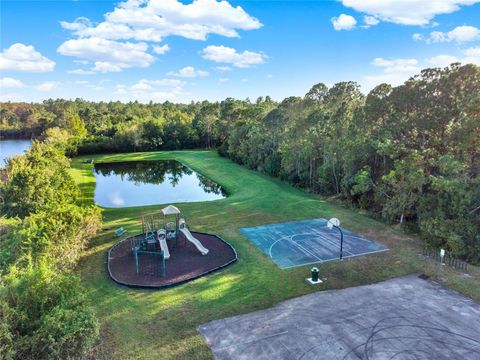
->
[327, 218, 344, 260]
[332, 225, 344, 260]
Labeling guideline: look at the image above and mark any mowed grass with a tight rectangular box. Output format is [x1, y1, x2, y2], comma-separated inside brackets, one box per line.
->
[71, 150, 480, 360]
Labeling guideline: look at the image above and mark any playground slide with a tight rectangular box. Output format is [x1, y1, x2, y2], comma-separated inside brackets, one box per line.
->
[179, 228, 209, 255]
[157, 230, 171, 259]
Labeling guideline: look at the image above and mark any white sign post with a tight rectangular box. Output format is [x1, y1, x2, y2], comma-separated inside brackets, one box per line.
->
[440, 248, 445, 265]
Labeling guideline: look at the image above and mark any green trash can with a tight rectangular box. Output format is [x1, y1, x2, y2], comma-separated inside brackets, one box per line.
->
[311, 267, 319, 282]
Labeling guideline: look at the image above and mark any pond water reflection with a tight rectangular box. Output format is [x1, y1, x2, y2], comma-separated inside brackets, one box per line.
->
[93, 160, 227, 207]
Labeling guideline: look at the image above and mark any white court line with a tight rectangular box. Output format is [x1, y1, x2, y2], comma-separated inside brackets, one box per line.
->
[280, 248, 390, 269]
[269, 230, 349, 263]
[288, 235, 324, 262]
[264, 224, 387, 268]
[307, 230, 355, 257]
[313, 228, 368, 251]
[268, 234, 323, 263]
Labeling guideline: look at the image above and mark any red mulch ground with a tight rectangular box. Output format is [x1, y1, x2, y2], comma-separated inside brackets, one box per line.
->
[107, 231, 237, 288]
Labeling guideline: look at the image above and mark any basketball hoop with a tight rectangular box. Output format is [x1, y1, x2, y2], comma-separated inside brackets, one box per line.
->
[327, 218, 340, 230]
[326, 218, 344, 260]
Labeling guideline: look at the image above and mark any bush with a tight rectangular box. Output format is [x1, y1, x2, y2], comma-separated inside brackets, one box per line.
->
[1, 266, 99, 360]
[0, 217, 21, 271]
[30, 306, 99, 360]
[15, 204, 101, 270]
[0, 300, 15, 360]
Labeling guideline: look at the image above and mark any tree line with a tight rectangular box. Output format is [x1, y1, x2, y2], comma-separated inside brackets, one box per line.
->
[1, 63, 479, 264]
[0, 133, 101, 359]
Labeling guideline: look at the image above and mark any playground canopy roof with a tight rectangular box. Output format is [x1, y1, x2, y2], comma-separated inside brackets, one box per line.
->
[162, 205, 181, 215]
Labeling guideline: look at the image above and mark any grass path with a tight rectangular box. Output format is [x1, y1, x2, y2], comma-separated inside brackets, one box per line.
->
[71, 150, 480, 360]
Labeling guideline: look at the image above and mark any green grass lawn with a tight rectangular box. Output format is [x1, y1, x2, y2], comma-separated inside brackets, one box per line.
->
[71, 150, 480, 360]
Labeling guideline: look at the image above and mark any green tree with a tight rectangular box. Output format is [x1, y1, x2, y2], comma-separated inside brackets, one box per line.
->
[1, 142, 78, 218]
[378, 152, 425, 223]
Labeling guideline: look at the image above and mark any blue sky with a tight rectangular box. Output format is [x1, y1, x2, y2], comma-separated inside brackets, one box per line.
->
[1, 0, 480, 103]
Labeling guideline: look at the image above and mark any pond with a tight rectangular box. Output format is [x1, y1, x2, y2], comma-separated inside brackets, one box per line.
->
[0, 139, 32, 166]
[93, 160, 227, 208]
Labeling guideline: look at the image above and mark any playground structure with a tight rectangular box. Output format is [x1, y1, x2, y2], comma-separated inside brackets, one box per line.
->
[107, 222, 237, 289]
[131, 205, 210, 276]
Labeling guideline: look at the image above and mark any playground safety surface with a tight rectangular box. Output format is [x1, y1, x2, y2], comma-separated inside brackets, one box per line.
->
[241, 219, 387, 269]
[107, 231, 237, 288]
[199, 274, 480, 359]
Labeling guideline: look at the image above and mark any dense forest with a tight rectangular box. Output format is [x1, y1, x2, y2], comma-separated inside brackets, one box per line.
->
[1, 64, 479, 267]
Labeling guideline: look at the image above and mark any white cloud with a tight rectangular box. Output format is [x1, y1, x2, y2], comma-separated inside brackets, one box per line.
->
[0, 77, 25, 88]
[115, 78, 185, 101]
[267, 74, 273, 78]
[421, 44, 480, 69]
[363, 50, 480, 91]
[425, 48, 480, 67]
[115, 84, 127, 94]
[73, 59, 89, 65]
[447, 25, 480, 42]
[331, 14, 357, 31]
[146, 79, 184, 87]
[60, 0, 262, 42]
[240, 78, 248, 82]
[67, 68, 95, 75]
[167, 66, 209, 78]
[57, 37, 154, 73]
[371, 58, 420, 73]
[35, 81, 61, 91]
[87, 84, 105, 91]
[202, 45, 267, 68]
[215, 66, 232, 72]
[426, 54, 459, 67]
[462, 46, 480, 65]
[131, 81, 153, 91]
[464, 46, 480, 57]
[218, 77, 229, 83]
[60, 16, 92, 31]
[0, 92, 25, 102]
[152, 44, 170, 55]
[412, 33, 423, 41]
[58, 1, 263, 73]
[427, 26, 480, 43]
[340, 0, 480, 26]
[363, 57, 420, 89]
[129, 79, 185, 92]
[364, 15, 379, 26]
[0, 43, 55, 72]
[91, 62, 124, 73]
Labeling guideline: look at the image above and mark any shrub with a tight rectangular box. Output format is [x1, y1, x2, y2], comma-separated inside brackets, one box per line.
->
[30, 306, 99, 360]
[0, 300, 15, 360]
[15, 204, 101, 271]
[1, 266, 99, 360]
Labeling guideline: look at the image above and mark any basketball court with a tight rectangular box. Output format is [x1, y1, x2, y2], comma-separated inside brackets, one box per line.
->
[240, 218, 387, 269]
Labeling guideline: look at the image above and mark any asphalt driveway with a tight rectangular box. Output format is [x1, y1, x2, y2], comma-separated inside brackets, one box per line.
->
[199, 275, 480, 359]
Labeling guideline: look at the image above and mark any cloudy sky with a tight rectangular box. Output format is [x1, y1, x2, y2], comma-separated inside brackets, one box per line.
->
[1, 0, 480, 103]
